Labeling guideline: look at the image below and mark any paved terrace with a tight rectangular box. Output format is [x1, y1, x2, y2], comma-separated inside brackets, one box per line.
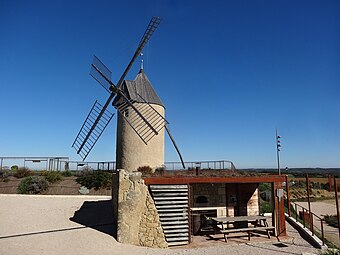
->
[0, 194, 321, 255]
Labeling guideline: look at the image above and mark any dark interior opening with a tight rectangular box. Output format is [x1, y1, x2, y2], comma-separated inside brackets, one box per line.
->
[196, 195, 208, 204]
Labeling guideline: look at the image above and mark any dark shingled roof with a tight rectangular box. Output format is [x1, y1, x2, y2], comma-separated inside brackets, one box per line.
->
[113, 69, 164, 107]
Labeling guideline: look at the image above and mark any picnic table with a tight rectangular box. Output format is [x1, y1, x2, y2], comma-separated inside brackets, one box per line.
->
[210, 215, 275, 242]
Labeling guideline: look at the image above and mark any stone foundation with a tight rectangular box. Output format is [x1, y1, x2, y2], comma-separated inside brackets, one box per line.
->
[112, 169, 167, 248]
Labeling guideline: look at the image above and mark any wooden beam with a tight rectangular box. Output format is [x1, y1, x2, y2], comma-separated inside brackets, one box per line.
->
[144, 175, 286, 185]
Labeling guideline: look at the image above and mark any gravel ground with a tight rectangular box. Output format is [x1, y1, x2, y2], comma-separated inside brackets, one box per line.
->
[0, 194, 321, 255]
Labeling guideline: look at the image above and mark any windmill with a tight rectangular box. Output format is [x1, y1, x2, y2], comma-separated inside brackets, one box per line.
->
[72, 17, 185, 170]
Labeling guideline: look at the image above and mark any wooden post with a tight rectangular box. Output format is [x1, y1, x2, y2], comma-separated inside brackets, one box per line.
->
[306, 174, 312, 227]
[285, 175, 291, 217]
[333, 176, 340, 239]
[329, 175, 333, 192]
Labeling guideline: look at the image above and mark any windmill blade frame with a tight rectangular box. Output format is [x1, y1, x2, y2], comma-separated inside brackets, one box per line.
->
[72, 100, 114, 160]
[72, 17, 162, 160]
[115, 92, 169, 145]
[165, 125, 185, 169]
[90, 55, 114, 93]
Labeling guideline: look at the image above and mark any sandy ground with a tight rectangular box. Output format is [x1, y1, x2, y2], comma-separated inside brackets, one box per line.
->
[0, 194, 321, 255]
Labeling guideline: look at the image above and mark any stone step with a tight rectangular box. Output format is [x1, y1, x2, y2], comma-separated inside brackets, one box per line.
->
[160, 216, 188, 221]
[157, 208, 188, 213]
[167, 241, 189, 246]
[163, 228, 188, 233]
[156, 204, 188, 209]
[153, 197, 188, 200]
[152, 192, 188, 196]
[161, 221, 188, 226]
[151, 189, 188, 192]
[166, 237, 189, 242]
[159, 212, 188, 217]
[165, 233, 189, 237]
[154, 200, 188, 205]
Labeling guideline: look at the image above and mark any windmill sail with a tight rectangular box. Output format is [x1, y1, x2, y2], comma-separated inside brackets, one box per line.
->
[72, 17, 162, 160]
[72, 101, 114, 160]
[90, 55, 113, 93]
[115, 93, 168, 144]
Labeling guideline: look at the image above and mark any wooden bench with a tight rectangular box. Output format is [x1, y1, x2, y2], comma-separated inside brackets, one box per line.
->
[220, 226, 275, 242]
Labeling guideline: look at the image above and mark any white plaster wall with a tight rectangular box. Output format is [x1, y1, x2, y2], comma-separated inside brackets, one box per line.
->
[116, 103, 165, 171]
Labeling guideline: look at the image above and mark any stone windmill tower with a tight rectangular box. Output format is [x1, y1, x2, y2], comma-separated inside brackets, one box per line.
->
[113, 66, 165, 171]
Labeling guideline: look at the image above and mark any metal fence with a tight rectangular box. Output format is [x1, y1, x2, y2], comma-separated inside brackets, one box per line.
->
[164, 160, 236, 171]
[1, 157, 235, 172]
[0, 157, 69, 171]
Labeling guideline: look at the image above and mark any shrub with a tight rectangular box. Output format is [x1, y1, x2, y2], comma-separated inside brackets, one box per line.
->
[259, 183, 271, 192]
[154, 166, 165, 176]
[76, 171, 112, 190]
[324, 215, 338, 228]
[137, 165, 153, 176]
[320, 249, 340, 255]
[11, 165, 18, 171]
[45, 171, 63, 183]
[0, 169, 9, 178]
[260, 202, 272, 214]
[14, 167, 31, 178]
[17, 176, 48, 194]
[40, 170, 48, 176]
[62, 170, 73, 177]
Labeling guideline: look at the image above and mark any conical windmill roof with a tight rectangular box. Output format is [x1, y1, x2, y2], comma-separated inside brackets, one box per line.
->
[113, 69, 164, 107]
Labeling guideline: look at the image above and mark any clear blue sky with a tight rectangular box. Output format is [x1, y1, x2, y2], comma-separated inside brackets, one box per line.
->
[1, 0, 339, 168]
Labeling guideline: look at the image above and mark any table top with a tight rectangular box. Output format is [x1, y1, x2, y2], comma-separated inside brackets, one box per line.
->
[210, 215, 268, 223]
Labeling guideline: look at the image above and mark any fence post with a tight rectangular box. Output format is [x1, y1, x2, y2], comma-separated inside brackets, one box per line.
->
[320, 219, 325, 246]
[311, 214, 314, 236]
[295, 203, 298, 221]
[285, 175, 291, 217]
[306, 174, 312, 229]
[303, 208, 305, 228]
[333, 176, 340, 240]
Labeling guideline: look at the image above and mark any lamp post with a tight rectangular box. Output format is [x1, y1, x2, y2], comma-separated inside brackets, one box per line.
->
[276, 128, 281, 175]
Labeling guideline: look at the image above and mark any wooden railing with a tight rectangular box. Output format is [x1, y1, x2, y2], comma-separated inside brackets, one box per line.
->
[289, 201, 325, 246]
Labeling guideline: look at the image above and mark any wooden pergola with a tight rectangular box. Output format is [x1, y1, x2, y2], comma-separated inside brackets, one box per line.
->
[144, 175, 287, 240]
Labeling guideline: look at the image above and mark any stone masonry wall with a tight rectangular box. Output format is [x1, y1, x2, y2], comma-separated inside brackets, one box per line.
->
[112, 169, 167, 248]
[139, 192, 167, 248]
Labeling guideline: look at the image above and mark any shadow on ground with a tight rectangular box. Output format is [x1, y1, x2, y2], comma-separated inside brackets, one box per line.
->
[70, 199, 116, 238]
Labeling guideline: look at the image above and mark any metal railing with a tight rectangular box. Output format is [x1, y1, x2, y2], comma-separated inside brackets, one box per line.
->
[164, 160, 236, 171]
[289, 201, 325, 245]
[1, 157, 236, 172]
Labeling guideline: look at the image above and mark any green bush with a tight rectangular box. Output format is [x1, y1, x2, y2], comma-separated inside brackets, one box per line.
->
[324, 215, 339, 228]
[259, 183, 271, 192]
[11, 165, 18, 171]
[76, 171, 112, 190]
[17, 176, 48, 194]
[14, 167, 31, 178]
[260, 202, 272, 214]
[45, 171, 63, 183]
[62, 170, 73, 177]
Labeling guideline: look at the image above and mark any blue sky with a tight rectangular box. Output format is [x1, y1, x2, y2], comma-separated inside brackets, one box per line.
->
[0, 0, 339, 168]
